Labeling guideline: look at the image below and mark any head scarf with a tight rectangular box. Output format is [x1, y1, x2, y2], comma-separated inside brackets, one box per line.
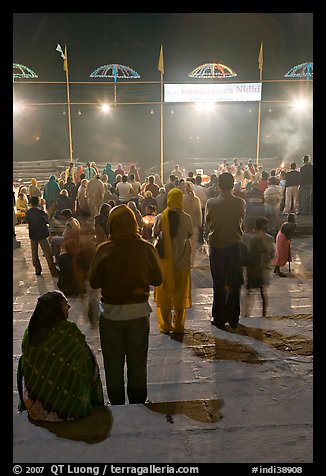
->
[167, 188, 183, 210]
[28, 291, 68, 346]
[108, 204, 138, 241]
[31, 178, 37, 186]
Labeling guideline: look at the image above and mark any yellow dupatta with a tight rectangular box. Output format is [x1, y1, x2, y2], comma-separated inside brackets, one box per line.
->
[159, 188, 184, 295]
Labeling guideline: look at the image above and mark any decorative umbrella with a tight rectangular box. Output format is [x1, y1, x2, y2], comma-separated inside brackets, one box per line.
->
[285, 62, 313, 80]
[90, 64, 140, 104]
[13, 63, 38, 79]
[189, 62, 237, 79]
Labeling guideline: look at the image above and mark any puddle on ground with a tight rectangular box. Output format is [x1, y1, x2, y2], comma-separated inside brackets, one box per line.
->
[234, 323, 313, 356]
[169, 316, 313, 360]
[28, 405, 113, 443]
[170, 330, 264, 364]
[145, 398, 224, 424]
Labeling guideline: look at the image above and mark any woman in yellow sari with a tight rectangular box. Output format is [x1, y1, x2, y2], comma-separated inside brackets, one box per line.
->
[153, 188, 193, 334]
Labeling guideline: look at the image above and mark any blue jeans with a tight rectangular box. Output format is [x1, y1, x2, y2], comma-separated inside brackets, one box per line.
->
[209, 244, 243, 327]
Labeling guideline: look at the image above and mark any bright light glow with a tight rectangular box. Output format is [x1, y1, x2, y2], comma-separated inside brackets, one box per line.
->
[101, 103, 111, 113]
[292, 98, 308, 111]
[194, 102, 216, 112]
[13, 101, 25, 114]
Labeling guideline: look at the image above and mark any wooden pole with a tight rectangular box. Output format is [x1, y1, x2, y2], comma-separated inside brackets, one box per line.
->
[256, 42, 263, 169]
[64, 46, 73, 163]
[160, 71, 164, 182]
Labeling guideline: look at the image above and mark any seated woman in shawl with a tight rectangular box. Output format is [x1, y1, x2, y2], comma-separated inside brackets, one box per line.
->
[152, 188, 193, 334]
[17, 291, 104, 421]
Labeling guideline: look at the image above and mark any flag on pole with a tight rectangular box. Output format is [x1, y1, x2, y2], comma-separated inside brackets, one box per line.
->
[56, 43, 65, 59]
[158, 45, 164, 74]
[258, 41, 263, 72]
[63, 45, 68, 73]
[56, 43, 68, 73]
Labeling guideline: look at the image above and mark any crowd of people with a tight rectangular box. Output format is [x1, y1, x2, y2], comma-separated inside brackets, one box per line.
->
[14, 155, 312, 420]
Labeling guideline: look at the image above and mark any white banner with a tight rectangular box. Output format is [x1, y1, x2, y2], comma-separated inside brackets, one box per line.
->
[164, 83, 262, 102]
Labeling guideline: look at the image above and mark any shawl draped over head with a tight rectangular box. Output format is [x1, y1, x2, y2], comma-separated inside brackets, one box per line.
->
[31, 178, 37, 186]
[161, 188, 184, 292]
[28, 291, 68, 346]
[108, 204, 138, 240]
[18, 291, 104, 420]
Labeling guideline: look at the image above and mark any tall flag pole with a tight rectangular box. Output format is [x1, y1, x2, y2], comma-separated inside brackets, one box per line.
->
[56, 44, 73, 163]
[256, 41, 263, 168]
[158, 45, 164, 182]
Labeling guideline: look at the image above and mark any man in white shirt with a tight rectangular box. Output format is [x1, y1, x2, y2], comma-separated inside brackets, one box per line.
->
[116, 175, 133, 204]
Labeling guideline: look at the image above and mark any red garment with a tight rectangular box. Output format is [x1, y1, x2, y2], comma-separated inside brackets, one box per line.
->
[145, 183, 160, 198]
[258, 179, 269, 193]
[273, 231, 292, 266]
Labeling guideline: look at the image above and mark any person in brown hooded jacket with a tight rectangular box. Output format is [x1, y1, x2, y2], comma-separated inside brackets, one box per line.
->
[89, 204, 162, 405]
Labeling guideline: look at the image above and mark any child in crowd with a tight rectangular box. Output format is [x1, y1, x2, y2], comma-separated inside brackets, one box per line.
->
[273, 213, 297, 277]
[141, 205, 157, 243]
[242, 216, 275, 317]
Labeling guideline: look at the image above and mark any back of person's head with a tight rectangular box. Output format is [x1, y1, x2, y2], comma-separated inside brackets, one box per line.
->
[122, 175, 128, 183]
[80, 173, 85, 180]
[148, 175, 155, 184]
[167, 187, 183, 210]
[261, 171, 269, 181]
[60, 189, 69, 196]
[81, 179, 88, 187]
[169, 174, 176, 182]
[116, 174, 122, 182]
[270, 169, 276, 177]
[129, 173, 135, 181]
[100, 203, 111, 216]
[188, 171, 194, 178]
[66, 176, 72, 183]
[108, 204, 138, 239]
[303, 155, 310, 163]
[28, 290, 68, 346]
[195, 175, 202, 185]
[290, 162, 296, 170]
[159, 187, 166, 194]
[255, 216, 269, 232]
[30, 195, 40, 207]
[145, 190, 153, 198]
[218, 172, 234, 191]
[268, 176, 278, 185]
[60, 209, 73, 219]
[185, 181, 194, 193]
[287, 213, 296, 223]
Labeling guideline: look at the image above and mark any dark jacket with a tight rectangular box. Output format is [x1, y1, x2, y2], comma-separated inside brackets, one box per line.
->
[299, 163, 313, 186]
[285, 170, 300, 187]
[89, 237, 163, 304]
[25, 207, 50, 241]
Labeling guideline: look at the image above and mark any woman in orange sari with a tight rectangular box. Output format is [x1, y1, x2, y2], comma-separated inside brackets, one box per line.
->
[153, 188, 193, 334]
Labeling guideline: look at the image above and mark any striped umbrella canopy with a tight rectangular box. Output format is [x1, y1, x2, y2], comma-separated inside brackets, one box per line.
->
[189, 63, 237, 79]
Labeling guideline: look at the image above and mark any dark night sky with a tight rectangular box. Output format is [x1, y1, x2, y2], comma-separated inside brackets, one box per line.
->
[13, 13, 313, 174]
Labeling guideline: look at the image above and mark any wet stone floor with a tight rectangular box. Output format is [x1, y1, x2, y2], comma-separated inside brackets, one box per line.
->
[13, 224, 313, 464]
